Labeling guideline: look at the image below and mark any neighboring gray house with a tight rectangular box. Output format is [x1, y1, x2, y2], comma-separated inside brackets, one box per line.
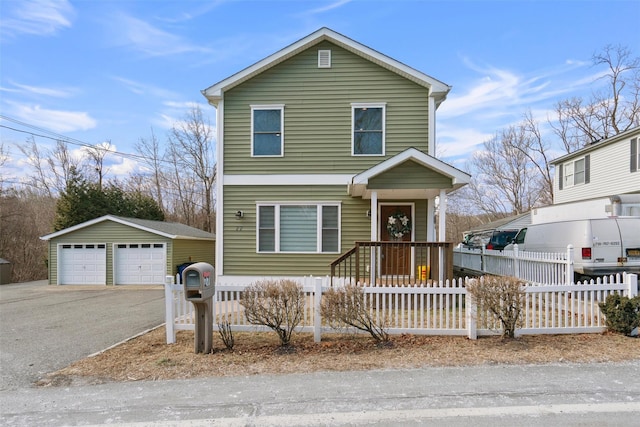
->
[41, 215, 215, 286]
[552, 126, 640, 205]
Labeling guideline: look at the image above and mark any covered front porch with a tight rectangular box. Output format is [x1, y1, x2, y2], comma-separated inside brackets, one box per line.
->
[334, 148, 470, 286]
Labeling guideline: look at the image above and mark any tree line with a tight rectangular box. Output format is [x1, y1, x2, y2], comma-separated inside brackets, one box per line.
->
[1, 45, 638, 283]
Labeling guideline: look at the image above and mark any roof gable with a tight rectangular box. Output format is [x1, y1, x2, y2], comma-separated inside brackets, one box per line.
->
[348, 148, 470, 199]
[202, 27, 450, 106]
[41, 215, 215, 241]
[352, 148, 470, 186]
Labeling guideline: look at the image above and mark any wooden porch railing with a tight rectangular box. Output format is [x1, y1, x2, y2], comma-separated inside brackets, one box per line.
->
[330, 241, 454, 286]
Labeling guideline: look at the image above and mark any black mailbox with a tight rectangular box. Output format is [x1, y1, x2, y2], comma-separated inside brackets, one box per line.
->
[182, 262, 215, 301]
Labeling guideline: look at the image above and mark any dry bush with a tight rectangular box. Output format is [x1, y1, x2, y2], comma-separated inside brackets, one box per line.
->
[239, 279, 305, 346]
[466, 275, 526, 338]
[217, 321, 235, 350]
[321, 284, 389, 343]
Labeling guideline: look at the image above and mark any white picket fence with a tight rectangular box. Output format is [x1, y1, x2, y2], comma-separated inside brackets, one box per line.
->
[164, 273, 638, 344]
[453, 244, 574, 284]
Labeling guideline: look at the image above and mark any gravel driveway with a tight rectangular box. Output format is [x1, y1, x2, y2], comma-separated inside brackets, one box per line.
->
[0, 280, 165, 391]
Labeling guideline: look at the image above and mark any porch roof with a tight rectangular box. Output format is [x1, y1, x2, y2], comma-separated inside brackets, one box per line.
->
[347, 148, 471, 200]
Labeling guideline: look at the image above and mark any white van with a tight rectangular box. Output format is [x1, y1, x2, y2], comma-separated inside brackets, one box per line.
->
[506, 217, 640, 279]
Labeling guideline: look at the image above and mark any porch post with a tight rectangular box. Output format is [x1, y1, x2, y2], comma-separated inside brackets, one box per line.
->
[426, 198, 435, 241]
[438, 189, 447, 242]
[370, 191, 378, 285]
[370, 191, 378, 240]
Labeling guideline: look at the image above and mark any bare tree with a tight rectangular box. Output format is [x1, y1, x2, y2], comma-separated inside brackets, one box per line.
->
[18, 138, 84, 197]
[552, 44, 640, 152]
[84, 142, 111, 191]
[167, 106, 216, 232]
[467, 126, 541, 216]
[509, 112, 554, 205]
[134, 128, 165, 213]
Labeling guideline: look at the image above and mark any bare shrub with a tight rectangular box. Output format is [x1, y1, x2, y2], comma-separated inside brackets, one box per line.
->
[239, 279, 305, 346]
[321, 284, 389, 343]
[466, 275, 526, 338]
[217, 321, 235, 350]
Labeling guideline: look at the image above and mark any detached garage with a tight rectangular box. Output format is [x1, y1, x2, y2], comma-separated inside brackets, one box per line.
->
[41, 215, 215, 286]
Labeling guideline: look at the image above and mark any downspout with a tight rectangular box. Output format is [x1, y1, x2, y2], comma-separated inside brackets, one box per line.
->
[428, 95, 436, 156]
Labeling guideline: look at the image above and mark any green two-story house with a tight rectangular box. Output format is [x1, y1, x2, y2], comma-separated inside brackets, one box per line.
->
[202, 27, 470, 285]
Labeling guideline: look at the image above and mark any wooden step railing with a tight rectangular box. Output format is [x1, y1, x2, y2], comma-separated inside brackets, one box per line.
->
[330, 241, 454, 286]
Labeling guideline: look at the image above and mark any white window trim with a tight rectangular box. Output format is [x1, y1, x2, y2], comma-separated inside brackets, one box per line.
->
[563, 157, 585, 188]
[351, 102, 386, 157]
[251, 104, 285, 157]
[256, 202, 341, 254]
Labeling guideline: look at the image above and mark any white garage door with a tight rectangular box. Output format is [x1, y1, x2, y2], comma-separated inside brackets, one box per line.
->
[58, 244, 107, 285]
[115, 243, 166, 285]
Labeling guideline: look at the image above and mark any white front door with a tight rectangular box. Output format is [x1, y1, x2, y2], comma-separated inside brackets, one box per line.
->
[58, 244, 107, 285]
[114, 243, 166, 285]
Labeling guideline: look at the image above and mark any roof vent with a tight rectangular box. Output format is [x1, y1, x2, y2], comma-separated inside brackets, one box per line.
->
[318, 49, 331, 68]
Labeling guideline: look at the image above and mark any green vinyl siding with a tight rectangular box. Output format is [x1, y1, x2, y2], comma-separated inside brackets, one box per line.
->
[172, 240, 216, 274]
[223, 185, 371, 276]
[368, 160, 453, 189]
[223, 186, 430, 276]
[223, 41, 430, 175]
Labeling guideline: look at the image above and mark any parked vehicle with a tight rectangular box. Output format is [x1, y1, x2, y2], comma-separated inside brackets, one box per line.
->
[461, 230, 492, 249]
[505, 217, 640, 280]
[486, 229, 519, 250]
[462, 229, 519, 251]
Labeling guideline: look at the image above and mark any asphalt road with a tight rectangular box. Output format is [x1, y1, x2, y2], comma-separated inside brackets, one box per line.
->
[1, 361, 639, 426]
[0, 280, 165, 391]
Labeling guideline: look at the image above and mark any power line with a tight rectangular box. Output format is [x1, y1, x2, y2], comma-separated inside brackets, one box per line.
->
[0, 115, 164, 164]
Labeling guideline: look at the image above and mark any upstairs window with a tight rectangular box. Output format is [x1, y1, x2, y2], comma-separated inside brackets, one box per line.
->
[631, 137, 639, 172]
[561, 155, 590, 188]
[251, 105, 284, 156]
[352, 103, 385, 156]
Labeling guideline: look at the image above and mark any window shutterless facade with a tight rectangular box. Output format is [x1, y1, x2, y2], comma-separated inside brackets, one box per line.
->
[251, 105, 284, 157]
[352, 103, 385, 156]
[257, 203, 340, 253]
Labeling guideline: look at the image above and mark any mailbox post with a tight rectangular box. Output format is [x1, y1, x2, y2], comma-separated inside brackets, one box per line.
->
[182, 262, 215, 353]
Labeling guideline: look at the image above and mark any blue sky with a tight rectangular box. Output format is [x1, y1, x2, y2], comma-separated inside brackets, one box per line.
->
[1, 0, 639, 182]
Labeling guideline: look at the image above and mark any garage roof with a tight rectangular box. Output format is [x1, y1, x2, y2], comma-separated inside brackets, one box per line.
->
[40, 215, 216, 241]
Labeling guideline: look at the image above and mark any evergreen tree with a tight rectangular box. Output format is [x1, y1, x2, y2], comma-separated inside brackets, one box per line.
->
[54, 168, 164, 231]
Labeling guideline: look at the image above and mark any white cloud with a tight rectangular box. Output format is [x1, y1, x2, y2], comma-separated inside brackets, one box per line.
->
[436, 126, 494, 160]
[110, 13, 212, 57]
[111, 76, 179, 99]
[8, 102, 96, 133]
[1, 81, 76, 98]
[106, 156, 139, 178]
[0, 0, 75, 39]
[439, 58, 593, 120]
[301, 0, 352, 15]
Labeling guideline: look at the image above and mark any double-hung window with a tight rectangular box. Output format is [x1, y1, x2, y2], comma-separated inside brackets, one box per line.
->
[257, 203, 340, 253]
[251, 105, 284, 156]
[562, 156, 589, 188]
[352, 103, 385, 156]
